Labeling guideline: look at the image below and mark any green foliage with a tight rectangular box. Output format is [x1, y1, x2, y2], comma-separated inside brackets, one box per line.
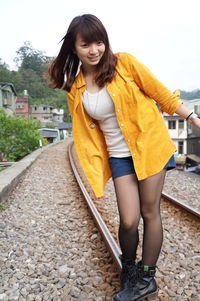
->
[0, 59, 13, 82]
[0, 109, 45, 161]
[44, 123, 56, 129]
[0, 204, 4, 211]
[0, 41, 70, 122]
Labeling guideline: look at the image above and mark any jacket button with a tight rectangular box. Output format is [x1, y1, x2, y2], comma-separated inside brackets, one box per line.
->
[127, 139, 131, 142]
[117, 108, 120, 112]
[121, 123, 124, 127]
[113, 93, 116, 97]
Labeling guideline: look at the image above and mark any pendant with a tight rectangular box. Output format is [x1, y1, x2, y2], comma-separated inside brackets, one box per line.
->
[89, 122, 96, 129]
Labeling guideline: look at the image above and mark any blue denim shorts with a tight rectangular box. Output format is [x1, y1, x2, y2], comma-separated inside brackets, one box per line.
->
[108, 155, 176, 180]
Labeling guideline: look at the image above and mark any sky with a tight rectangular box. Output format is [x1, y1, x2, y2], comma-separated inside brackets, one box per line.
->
[0, 0, 200, 91]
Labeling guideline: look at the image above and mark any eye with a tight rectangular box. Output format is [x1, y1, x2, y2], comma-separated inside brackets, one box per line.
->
[97, 40, 103, 45]
[80, 42, 88, 47]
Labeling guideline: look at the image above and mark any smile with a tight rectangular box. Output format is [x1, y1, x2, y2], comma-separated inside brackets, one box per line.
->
[88, 56, 99, 60]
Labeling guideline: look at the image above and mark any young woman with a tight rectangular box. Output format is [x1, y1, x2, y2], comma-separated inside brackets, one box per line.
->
[48, 14, 200, 301]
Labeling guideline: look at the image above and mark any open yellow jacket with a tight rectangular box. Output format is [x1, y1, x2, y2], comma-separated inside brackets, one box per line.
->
[67, 52, 182, 197]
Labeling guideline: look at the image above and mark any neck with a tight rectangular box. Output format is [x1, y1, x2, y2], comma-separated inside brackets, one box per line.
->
[82, 65, 97, 77]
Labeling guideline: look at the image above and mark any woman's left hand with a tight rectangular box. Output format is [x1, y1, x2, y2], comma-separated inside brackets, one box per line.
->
[192, 117, 200, 129]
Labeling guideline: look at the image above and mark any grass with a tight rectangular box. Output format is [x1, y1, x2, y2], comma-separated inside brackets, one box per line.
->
[0, 166, 7, 172]
[0, 204, 4, 211]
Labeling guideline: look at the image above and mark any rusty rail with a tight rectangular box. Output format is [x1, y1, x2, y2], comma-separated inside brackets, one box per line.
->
[162, 191, 200, 219]
[68, 141, 122, 271]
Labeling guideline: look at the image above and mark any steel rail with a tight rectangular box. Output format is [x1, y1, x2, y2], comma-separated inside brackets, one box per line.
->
[162, 192, 200, 219]
[68, 141, 122, 271]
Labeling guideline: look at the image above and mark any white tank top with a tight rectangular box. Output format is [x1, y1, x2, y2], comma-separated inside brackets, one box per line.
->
[82, 87, 131, 158]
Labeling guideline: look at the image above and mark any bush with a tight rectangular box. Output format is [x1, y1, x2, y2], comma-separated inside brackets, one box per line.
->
[0, 109, 45, 161]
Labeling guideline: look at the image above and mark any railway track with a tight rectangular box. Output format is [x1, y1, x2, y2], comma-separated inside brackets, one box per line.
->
[68, 141, 122, 272]
[68, 141, 200, 300]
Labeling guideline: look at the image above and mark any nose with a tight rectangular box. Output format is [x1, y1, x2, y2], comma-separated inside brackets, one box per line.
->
[89, 43, 98, 55]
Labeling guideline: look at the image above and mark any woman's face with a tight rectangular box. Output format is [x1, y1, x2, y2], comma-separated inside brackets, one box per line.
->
[74, 33, 105, 71]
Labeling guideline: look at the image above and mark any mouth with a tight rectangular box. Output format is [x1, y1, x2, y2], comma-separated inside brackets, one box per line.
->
[88, 56, 99, 61]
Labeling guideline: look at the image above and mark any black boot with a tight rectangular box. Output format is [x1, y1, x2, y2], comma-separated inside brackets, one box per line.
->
[113, 261, 158, 301]
[119, 255, 137, 291]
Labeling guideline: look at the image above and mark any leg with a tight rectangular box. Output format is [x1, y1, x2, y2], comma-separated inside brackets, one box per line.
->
[138, 169, 166, 266]
[114, 174, 141, 260]
[114, 170, 166, 301]
[113, 174, 141, 294]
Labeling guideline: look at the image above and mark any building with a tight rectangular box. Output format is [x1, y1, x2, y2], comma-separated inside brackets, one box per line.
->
[58, 122, 72, 138]
[0, 82, 17, 115]
[52, 108, 64, 125]
[30, 105, 64, 127]
[184, 99, 200, 157]
[38, 128, 60, 143]
[30, 104, 54, 125]
[163, 112, 187, 155]
[163, 98, 200, 171]
[16, 90, 29, 118]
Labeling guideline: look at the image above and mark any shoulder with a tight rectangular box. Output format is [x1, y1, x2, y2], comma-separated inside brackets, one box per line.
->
[115, 52, 139, 71]
[116, 52, 137, 63]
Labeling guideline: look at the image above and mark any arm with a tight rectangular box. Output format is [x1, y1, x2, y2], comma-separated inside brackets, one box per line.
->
[125, 53, 182, 115]
[175, 104, 200, 129]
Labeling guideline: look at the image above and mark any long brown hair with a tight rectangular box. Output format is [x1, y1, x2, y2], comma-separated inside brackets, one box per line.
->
[48, 14, 117, 92]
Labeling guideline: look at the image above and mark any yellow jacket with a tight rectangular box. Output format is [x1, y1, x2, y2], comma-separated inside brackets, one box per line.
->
[67, 52, 182, 197]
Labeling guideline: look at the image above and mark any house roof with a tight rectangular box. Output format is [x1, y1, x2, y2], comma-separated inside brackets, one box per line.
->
[58, 122, 72, 130]
[0, 82, 17, 96]
[187, 154, 200, 163]
[41, 129, 58, 138]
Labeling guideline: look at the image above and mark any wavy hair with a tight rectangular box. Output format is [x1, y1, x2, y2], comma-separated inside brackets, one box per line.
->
[48, 14, 117, 92]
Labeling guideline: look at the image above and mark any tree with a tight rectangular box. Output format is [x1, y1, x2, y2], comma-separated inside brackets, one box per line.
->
[14, 41, 48, 76]
[0, 42, 70, 122]
[180, 89, 200, 100]
[0, 109, 45, 161]
[0, 59, 12, 82]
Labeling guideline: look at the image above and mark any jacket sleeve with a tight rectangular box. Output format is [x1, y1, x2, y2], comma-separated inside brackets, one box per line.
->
[125, 53, 182, 115]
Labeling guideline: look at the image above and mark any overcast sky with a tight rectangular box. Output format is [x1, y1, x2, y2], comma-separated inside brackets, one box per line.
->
[1, 0, 200, 91]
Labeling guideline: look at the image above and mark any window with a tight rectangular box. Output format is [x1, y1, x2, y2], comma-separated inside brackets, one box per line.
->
[178, 119, 184, 129]
[168, 120, 176, 129]
[2, 91, 12, 106]
[178, 141, 184, 154]
[17, 104, 24, 109]
[43, 106, 47, 111]
[34, 106, 37, 111]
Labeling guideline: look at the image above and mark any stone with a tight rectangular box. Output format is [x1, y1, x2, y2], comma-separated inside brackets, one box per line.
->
[0, 294, 8, 301]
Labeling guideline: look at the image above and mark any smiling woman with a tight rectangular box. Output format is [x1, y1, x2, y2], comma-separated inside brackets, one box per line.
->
[48, 14, 117, 92]
[47, 13, 200, 301]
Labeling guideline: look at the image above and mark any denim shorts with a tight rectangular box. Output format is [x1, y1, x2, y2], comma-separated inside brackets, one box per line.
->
[108, 155, 176, 180]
